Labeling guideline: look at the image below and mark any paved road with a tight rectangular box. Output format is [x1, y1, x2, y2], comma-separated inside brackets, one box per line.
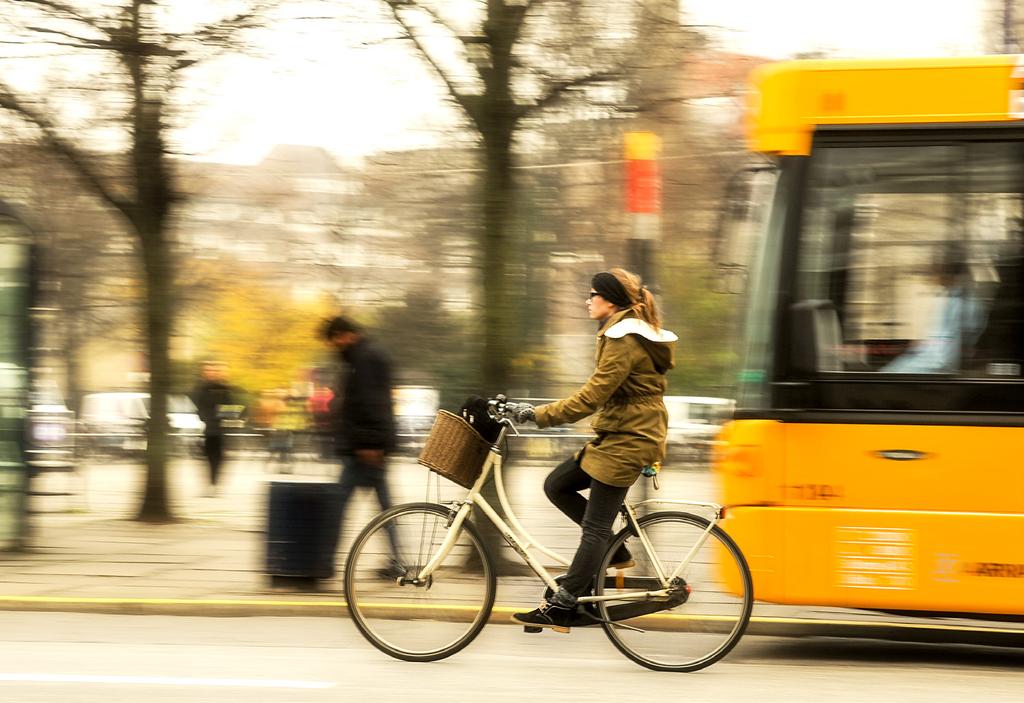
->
[1, 613, 1022, 702]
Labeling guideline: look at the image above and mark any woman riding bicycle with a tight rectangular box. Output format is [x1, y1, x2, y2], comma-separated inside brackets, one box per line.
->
[508, 268, 677, 631]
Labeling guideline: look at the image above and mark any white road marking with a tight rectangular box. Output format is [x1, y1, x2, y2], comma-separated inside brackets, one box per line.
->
[0, 673, 335, 689]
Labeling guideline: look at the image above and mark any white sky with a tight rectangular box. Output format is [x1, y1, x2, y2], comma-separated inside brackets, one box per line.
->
[186, 0, 993, 165]
[177, 12, 456, 167]
[683, 0, 988, 59]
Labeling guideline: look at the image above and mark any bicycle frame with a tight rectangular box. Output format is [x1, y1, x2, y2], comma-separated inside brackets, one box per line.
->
[416, 419, 727, 605]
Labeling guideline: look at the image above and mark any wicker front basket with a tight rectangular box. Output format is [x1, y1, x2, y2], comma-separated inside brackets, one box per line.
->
[418, 410, 491, 488]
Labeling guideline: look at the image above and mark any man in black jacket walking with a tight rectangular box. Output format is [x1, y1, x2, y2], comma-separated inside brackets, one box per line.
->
[190, 361, 237, 497]
[320, 316, 402, 578]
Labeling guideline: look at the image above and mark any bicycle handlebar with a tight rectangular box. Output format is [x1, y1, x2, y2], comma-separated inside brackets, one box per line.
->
[486, 394, 510, 420]
[486, 395, 535, 435]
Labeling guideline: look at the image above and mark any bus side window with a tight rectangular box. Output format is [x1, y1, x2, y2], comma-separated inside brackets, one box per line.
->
[969, 240, 1024, 376]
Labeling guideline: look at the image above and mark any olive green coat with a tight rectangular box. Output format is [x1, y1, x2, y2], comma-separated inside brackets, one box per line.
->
[534, 310, 677, 487]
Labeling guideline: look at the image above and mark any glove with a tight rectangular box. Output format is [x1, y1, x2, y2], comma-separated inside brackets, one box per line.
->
[506, 402, 535, 424]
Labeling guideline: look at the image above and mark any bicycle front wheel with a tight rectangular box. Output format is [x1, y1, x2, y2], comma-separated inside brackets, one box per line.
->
[595, 511, 753, 672]
[344, 502, 496, 662]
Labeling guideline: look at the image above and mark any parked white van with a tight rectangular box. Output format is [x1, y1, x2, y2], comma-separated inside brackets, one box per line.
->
[78, 392, 204, 456]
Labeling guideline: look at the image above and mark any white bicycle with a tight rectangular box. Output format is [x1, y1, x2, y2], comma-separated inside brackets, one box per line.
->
[344, 396, 753, 672]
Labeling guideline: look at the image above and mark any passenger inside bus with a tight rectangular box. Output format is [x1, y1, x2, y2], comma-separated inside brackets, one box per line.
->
[882, 255, 986, 374]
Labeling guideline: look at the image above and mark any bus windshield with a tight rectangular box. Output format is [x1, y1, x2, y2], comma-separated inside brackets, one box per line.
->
[795, 139, 1024, 378]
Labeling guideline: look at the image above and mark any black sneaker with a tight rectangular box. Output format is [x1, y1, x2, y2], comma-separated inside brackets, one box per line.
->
[609, 546, 634, 570]
[511, 602, 575, 634]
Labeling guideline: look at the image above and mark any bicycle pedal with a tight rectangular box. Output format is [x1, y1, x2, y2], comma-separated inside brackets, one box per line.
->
[523, 626, 543, 634]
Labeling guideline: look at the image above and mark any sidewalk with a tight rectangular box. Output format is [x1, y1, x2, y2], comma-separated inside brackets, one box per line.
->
[7, 454, 1024, 647]
[0, 452, 716, 616]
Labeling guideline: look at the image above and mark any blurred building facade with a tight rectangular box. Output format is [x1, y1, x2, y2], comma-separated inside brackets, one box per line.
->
[0, 45, 762, 402]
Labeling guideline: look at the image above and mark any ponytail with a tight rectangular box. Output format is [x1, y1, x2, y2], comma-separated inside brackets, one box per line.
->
[608, 267, 662, 331]
[634, 284, 662, 331]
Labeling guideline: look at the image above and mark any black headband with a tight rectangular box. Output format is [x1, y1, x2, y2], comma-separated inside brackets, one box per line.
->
[591, 272, 632, 308]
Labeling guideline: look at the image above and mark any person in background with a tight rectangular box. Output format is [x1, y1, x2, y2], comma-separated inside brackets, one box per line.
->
[320, 316, 402, 580]
[883, 255, 985, 374]
[190, 361, 237, 497]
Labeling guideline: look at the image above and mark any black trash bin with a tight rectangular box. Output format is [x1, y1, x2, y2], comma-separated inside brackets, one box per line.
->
[265, 479, 340, 588]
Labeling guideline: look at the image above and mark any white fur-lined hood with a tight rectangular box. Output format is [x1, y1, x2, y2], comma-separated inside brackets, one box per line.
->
[602, 317, 678, 344]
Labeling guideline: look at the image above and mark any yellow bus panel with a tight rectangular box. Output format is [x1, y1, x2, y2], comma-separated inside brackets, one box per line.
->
[716, 420, 1024, 614]
[724, 506, 1024, 615]
[748, 55, 1024, 156]
[782, 423, 1024, 514]
[713, 419, 785, 507]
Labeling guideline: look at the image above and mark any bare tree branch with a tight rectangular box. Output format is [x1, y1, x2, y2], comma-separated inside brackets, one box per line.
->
[172, 0, 284, 46]
[504, 0, 537, 49]
[521, 70, 621, 117]
[383, 0, 479, 123]
[174, 13, 258, 45]
[0, 39, 102, 52]
[163, 2, 290, 76]
[23, 25, 113, 51]
[14, 0, 102, 28]
[0, 80, 130, 220]
[409, 1, 462, 41]
[170, 57, 199, 73]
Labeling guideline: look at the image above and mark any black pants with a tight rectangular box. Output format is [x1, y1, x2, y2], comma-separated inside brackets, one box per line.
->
[544, 454, 630, 597]
[203, 434, 224, 486]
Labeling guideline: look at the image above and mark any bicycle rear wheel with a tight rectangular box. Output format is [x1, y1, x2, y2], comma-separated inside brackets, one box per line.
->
[344, 502, 496, 662]
[595, 511, 753, 672]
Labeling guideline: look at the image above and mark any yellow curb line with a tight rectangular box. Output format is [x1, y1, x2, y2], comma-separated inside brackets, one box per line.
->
[0, 596, 514, 614]
[0, 596, 346, 607]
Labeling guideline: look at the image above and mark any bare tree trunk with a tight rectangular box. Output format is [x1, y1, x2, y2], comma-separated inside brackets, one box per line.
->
[137, 223, 173, 522]
[473, 8, 526, 572]
[63, 274, 84, 414]
[129, 40, 175, 522]
[481, 134, 516, 392]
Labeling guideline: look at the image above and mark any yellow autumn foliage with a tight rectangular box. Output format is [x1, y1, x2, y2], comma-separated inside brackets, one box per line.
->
[193, 282, 334, 396]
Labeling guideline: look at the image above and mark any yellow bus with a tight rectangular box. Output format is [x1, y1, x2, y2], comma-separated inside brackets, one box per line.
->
[716, 55, 1024, 619]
